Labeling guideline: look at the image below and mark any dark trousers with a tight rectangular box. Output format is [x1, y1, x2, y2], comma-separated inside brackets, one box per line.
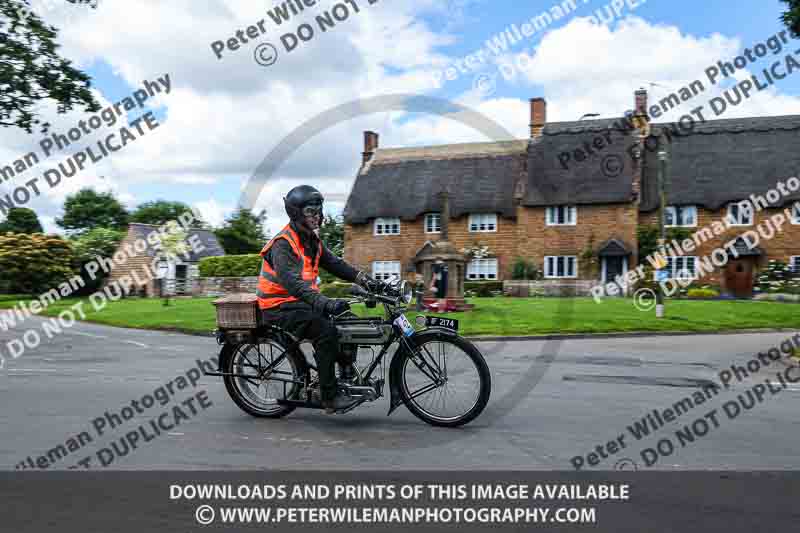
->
[261, 303, 341, 402]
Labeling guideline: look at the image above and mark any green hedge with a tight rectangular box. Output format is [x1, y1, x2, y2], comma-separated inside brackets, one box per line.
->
[199, 254, 262, 277]
[687, 288, 720, 299]
[465, 281, 504, 297]
[320, 282, 352, 298]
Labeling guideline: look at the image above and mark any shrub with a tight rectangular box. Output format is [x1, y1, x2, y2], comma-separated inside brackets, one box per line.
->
[633, 265, 659, 293]
[511, 258, 540, 280]
[199, 254, 262, 277]
[755, 260, 800, 294]
[0, 233, 78, 294]
[687, 288, 720, 299]
[465, 281, 503, 297]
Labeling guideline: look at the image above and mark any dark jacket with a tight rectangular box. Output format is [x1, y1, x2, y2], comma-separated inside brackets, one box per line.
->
[262, 222, 358, 314]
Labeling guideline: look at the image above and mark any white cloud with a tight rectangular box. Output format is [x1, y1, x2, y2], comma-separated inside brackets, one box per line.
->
[492, 16, 800, 121]
[3, 3, 800, 239]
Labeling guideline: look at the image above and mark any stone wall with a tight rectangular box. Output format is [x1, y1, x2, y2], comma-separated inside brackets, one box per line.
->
[503, 279, 601, 297]
[192, 277, 259, 297]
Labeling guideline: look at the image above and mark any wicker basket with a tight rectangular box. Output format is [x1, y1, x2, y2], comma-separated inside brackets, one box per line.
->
[213, 293, 260, 329]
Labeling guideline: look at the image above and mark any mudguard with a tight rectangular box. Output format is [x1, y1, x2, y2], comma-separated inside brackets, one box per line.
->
[387, 327, 459, 415]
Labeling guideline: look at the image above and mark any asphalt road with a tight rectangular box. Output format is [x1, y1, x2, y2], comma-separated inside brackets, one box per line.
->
[1, 312, 798, 471]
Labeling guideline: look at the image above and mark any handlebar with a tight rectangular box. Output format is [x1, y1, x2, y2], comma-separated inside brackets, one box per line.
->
[349, 283, 400, 306]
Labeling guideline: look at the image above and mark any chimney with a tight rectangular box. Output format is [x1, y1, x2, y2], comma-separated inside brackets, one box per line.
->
[438, 190, 450, 241]
[634, 88, 648, 117]
[362, 131, 379, 164]
[530, 98, 546, 138]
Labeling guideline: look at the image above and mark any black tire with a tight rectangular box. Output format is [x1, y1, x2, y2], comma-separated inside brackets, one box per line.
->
[221, 338, 304, 419]
[398, 332, 491, 427]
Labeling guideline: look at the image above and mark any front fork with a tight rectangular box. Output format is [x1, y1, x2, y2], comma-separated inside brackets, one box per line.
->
[387, 331, 448, 415]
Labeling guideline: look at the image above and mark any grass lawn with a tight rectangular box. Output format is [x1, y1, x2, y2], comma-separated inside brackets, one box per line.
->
[1, 296, 799, 337]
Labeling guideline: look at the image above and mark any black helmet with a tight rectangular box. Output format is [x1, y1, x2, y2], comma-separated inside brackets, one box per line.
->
[284, 185, 324, 221]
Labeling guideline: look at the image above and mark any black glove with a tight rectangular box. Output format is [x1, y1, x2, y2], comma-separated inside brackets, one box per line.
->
[326, 299, 350, 316]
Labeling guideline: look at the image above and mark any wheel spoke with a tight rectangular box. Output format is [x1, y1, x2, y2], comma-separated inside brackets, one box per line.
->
[402, 339, 483, 423]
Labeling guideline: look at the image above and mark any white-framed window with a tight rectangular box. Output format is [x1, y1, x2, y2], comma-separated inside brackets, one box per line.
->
[424, 213, 441, 233]
[374, 217, 400, 235]
[546, 206, 577, 226]
[791, 256, 800, 273]
[372, 261, 401, 281]
[791, 202, 800, 225]
[660, 256, 698, 280]
[466, 258, 498, 280]
[726, 201, 753, 226]
[665, 205, 697, 227]
[544, 256, 578, 279]
[468, 213, 497, 232]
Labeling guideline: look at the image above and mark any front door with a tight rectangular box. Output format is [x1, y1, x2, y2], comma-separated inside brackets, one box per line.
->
[725, 259, 755, 298]
[603, 256, 626, 295]
[174, 264, 188, 295]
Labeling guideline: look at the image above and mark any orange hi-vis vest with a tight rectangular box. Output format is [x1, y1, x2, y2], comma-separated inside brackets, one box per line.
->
[256, 224, 322, 310]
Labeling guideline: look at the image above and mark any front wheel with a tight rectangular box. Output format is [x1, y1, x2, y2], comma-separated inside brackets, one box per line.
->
[399, 333, 491, 427]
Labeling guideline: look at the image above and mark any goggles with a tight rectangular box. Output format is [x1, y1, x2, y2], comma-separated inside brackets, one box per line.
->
[302, 204, 323, 217]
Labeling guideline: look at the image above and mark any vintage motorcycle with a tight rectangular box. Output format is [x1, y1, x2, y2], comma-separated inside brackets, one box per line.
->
[205, 280, 491, 427]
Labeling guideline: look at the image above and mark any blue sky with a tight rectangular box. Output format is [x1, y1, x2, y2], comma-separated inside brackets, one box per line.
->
[1, 0, 799, 234]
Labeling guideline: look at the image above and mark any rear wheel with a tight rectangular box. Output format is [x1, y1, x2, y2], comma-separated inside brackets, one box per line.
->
[399, 333, 491, 427]
[222, 338, 304, 418]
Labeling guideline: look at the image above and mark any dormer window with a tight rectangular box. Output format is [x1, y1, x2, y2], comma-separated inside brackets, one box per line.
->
[468, 213, 497, 232]
[425, 213, 441, 233]
[374, 217, 400, 235]
[665, 205, 697, 227]
[546, 206, 577, 226]
[726, 202, 753, 226]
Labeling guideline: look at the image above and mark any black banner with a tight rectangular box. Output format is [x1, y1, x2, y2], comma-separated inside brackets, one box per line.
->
[3, 471, 799, 532]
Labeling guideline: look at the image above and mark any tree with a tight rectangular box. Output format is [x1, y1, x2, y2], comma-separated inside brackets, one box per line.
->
[319, 214, 344, 256]
[214, 208, 268, 255]
[0, 1, 100, 133]
[71, 227, 125, 265]
[636, 225, 693, 265]
[56, 188, 129, 233]
[130, 200, 204, 227]
[781, 0, 800, 37]
[319, 214, 344, 283]
[70, 227, 125, 293]
[0, 207, 43, 233]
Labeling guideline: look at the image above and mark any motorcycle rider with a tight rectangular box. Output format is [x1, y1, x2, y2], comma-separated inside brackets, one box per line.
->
[257, 185, 380, 413]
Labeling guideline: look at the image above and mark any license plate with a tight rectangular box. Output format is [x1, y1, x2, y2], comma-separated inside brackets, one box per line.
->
[424, 316, 459, 331]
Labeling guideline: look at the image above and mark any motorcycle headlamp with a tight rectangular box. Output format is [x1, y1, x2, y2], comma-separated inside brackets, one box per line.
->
[399, 280, 413, 304]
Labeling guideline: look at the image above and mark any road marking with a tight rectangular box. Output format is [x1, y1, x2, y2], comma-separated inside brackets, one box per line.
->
[167, 432, 184, 436]
[123, 340, 149, 348]
[69, 332, 108, 339]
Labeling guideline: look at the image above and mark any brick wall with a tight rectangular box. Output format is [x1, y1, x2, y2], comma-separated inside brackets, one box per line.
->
[345, 203, 639, 282]
[192, 277, 259, 297]
[639, 205, 800, 285]
[515, 203, 639, 280]
[344, 214, 518, 280]
[344, 204, 800, 287]
[105, 230, 159, 296]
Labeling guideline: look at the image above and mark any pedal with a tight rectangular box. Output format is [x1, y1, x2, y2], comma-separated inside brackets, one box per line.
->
[336, 398, 366, 414]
